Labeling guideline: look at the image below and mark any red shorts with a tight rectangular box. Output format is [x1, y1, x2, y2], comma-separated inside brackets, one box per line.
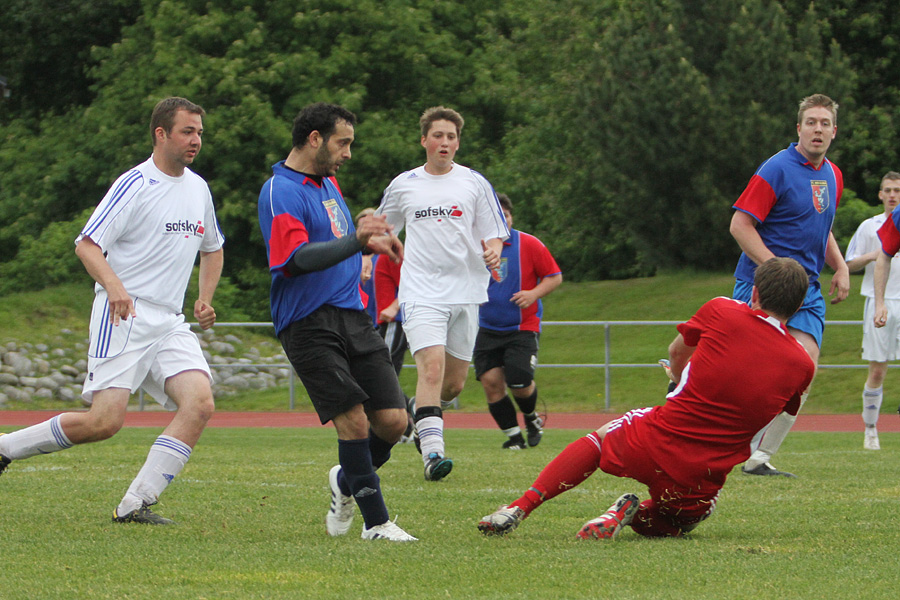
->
[599, 411, 719, 531]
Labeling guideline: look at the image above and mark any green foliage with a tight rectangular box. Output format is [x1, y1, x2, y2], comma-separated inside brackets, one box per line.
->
[2, 0, 900, 303]
[0, 428, 898, 599]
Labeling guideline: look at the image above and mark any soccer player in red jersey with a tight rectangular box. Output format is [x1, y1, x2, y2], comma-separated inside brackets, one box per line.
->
[478, 257, 814, 539]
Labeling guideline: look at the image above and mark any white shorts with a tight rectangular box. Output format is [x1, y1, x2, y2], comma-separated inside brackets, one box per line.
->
[401, 302, 479, 361]
[83, 293, 212, 410]
[862, 297, 900, 362]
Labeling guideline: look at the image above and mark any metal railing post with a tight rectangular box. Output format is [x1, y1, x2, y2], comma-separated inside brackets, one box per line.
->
[604, 323, 611, 410]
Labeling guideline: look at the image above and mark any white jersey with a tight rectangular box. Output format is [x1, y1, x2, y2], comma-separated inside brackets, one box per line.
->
[846, 213, 900, 299]
[376, 163, 508, 304]
[76, 156, 225, 313]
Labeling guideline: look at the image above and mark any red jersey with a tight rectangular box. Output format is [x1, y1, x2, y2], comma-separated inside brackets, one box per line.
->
[374, 256, 403, 324]
[608, 297, 814, 487]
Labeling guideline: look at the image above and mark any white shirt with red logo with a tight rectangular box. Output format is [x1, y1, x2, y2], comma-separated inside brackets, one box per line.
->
[376, 163, 508, 304]
[77, 156, 224, 313]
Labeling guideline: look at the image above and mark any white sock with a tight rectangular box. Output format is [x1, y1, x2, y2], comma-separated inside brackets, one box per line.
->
[502, 426, 522, 437]
[416, 416, 445, 461]
[862, 386, 883, 428]
[0, 415, 73, 460]
[747, 391, 808, 467]
[117, 435, 191, 515]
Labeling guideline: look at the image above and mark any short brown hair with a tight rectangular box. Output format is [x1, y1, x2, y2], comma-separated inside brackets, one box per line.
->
[496, 193, 512, 213]
[420, 106, 464, 137]
[754, 257, 809, 320]
[797, 94, 838, 126]
[881, 171, 900, 187]
[355, 207, 375, 225]
[150, 97, 205, 147]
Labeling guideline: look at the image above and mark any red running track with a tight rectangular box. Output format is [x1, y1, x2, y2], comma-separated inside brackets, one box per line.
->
[0, 411, 894, 432]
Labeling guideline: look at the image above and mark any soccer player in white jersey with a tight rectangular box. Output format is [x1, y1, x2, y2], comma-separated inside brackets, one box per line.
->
[0, 97, 225, 524]
[376, 106, 509, 481]
[846, 171, 900, 449]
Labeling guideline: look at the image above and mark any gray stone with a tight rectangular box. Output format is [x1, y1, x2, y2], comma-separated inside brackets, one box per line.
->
[60, 365, 80, 377]
[222, 375, 250, 389]
[33, 358, 51, 374]
[19, 376, 38, 387]
[50, 372, 70, 385]
[223, 334, 242, 345]
[0, 373, 18, 385]
[73, 359, 88, 371]
[209, 341, 235, 355]
[2, 386, 30, 402]
[36, 376, 61, 390]
[35, 388, 54, 399]
[3, 352, 33, 377]
[57, 387, 76, 402]
[51, 348, 67, 357]
[35, 343, 49, 352]
[0, 392, 7, 406]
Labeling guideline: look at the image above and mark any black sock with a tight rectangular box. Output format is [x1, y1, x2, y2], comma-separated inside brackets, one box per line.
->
[514, 388, 538, 417]
[337, 438, 389, 528]
[488, 396, 519, 431]
[368, 429, 394, 470]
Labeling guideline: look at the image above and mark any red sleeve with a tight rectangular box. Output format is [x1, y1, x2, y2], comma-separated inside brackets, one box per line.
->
[878, 216, 900, 256]
[374, 257, 401, 315]
[520, 233, 562, 279]
[268, 213, 309, 271]
[733, 174, 777, 222]
[832, 161, 843, 207]
[676, 298, 725, 347]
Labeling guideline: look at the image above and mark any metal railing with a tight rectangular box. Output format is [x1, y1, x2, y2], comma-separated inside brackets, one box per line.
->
[135, 320, 873, 410]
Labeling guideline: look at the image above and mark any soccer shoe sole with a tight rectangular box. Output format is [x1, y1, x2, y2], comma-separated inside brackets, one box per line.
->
[424, 456, 453, 481]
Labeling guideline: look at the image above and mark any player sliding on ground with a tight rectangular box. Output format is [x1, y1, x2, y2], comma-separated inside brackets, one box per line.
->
[478, 258, 814, 539]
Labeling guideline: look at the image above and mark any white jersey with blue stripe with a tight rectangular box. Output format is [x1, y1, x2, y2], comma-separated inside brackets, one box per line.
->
[77, 156, 224, 313]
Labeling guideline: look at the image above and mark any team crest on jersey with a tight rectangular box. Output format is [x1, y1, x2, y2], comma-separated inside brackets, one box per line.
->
[323, 198, 349, 238]
[810, 180, 829, 213]
[492, 257, 508, 282]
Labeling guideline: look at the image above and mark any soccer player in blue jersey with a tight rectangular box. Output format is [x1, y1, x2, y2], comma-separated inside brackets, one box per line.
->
[258, 103, 416, 542]
[729, 93, 850, 477]
[473, 194, 562, 449]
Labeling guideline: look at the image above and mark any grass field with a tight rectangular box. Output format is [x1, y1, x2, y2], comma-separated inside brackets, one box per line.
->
[0, 426, 897, 599]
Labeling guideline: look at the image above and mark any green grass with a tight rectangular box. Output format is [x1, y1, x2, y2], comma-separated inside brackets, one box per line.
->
[0, 271, 881, 414]
[0, 426, 897, 599]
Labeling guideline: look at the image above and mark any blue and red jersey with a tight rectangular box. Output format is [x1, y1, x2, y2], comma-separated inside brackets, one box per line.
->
[877, 209, 900, 256]
[479, 229, 561, 332]
[733, 143, 842, 285]
[258, 162, 364, 335]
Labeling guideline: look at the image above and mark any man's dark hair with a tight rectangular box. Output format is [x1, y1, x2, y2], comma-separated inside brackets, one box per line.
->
[292, 103, 357, 149]
[754, 257, 809, 320]
[150, 97, 205, 147]
[496, 193, 513, 213]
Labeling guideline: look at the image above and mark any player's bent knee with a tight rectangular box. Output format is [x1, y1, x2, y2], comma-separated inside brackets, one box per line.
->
[504, 365, 534, 389]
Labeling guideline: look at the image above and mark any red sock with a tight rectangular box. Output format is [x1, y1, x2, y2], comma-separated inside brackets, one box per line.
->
[510, 432, 603, 516]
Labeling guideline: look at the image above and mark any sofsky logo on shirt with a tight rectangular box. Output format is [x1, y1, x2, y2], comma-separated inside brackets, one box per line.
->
[164, 220, 205, 239]
[811, 180, 829, 214]
[413, 205, 464, 222]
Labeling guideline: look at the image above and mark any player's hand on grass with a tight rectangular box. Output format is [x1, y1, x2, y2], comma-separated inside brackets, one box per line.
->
[194, 299, 217, 330]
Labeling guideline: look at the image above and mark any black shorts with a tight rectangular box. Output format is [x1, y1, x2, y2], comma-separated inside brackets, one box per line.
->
[473, 328, 540, 386]
[377, 320, 408, 377]
[278, 305, 406, 424]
